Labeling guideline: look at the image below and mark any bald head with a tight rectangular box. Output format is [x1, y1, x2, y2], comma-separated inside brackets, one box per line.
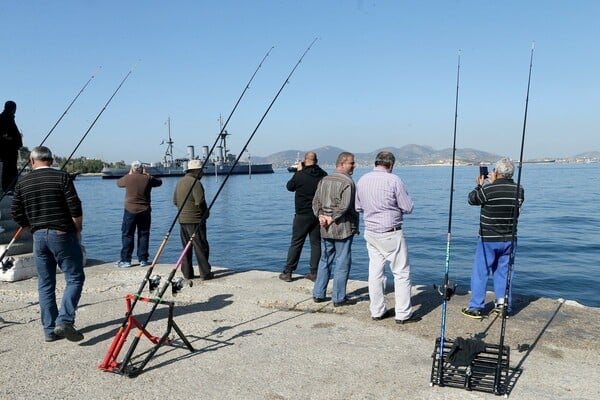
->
[304, 151, 317, 166]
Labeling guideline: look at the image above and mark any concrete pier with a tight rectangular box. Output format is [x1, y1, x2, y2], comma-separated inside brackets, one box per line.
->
[0, 261, 598, 399]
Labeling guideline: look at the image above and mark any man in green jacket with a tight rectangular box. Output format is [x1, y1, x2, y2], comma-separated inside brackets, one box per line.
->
[173, 159, 212, 281]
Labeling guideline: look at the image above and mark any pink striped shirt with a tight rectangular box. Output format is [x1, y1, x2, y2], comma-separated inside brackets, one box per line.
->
[355, 167, 413, 233]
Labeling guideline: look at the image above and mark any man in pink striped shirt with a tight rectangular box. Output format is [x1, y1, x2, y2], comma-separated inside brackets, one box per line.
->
[355, 151, 419, 324]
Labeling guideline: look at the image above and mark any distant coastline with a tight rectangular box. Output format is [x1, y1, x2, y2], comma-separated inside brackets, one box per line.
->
[76, 159, 597, 175]
[297, 159, 596, 170]
[250, 145, 600, 169]
[29, 144, 599, 174]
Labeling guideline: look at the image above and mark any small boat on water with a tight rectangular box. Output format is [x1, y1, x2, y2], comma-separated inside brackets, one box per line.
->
[287, 152, 301, 173]
[101, 119, 274, 179]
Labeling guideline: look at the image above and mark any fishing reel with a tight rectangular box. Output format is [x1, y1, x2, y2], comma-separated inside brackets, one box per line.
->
[148, 275, 162, 292]
[171, 277, 193, 296]
[1, 257, 14, 272]
[434, 279, 457, 301]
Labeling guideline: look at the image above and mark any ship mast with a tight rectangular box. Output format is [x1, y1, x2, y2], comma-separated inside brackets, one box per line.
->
[218, 114, 230, 160]
[163, 117, 174, 166]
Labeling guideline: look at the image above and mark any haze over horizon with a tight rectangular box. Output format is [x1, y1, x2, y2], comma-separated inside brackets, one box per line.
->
[2, 1, 598, 163]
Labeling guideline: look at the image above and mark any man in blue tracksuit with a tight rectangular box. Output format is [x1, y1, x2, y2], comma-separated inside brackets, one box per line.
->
[462, 158, 524, 319]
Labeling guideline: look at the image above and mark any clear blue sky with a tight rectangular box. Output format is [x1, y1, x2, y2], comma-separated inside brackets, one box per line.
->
[2, 0, 598, 163]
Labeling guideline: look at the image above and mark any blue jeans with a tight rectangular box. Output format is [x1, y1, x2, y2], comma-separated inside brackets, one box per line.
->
[313, 236, 353, 303]
[468, 239, 516, 313]
[120, 209, 151, 262]
[33, 229, 85, 336]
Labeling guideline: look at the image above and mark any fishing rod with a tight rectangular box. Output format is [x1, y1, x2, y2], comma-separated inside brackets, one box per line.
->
[99, 47, 274, 371]
[113, 39, 317, 375]
[493, 42, 534, 395]
[0, 69, 100, 203]
[209, 38, 318, 209]
[161, 47, 274, 245]
[0, 68, 133, 267]
[432, 50, 461, 386]
[62, 69, 134, 168]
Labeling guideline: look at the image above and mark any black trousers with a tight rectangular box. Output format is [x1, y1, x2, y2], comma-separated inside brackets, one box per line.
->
[283, 213, 321, 274]
[1, 154, 18, 192]
[179, 222, 211, 279]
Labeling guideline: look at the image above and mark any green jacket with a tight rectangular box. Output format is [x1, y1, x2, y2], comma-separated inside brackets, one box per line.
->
[173, 173, 208, 223]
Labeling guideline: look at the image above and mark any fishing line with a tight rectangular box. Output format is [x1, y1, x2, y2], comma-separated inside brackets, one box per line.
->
[494, 42, 534, 393]
[99, 47, 274, 372]
[61, 67, 134, 168]
[0, 68, 100, 203]
[208, 39, 318, 210]
[432, 50, 461, 386]
[121, 46, 273, 301]
[112, 39, 317, 375]
[0, 67, 134, 266]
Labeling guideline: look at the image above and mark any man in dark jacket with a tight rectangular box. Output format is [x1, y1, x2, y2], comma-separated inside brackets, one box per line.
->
[115, 161, 162, 268]
[0, 100, 23, 193]
[279, 151, 327, 282]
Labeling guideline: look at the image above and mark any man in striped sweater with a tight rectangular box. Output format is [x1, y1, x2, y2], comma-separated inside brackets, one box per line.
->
[11, 146, 85, 342]
[462, 158, 524, 319]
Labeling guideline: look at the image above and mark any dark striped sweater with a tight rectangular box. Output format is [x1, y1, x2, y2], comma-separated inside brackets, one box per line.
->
[468, 178, 524, 242]
[11, 167, 82, 232]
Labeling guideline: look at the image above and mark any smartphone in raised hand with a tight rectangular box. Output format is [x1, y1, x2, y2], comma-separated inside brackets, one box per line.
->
[479, 166, 489, 179]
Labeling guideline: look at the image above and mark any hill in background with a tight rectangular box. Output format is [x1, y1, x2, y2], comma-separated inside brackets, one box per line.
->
[252, 146, 600, 168]
[253, 144, 502, 168]
[566, 151, 600, 163]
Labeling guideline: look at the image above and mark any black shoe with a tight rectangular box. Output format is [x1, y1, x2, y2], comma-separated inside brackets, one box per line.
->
[184, 278, 194, 287]
[395, 315, 422, 325]
[199, 272, 214, 281]
[461, 307, 484, 319]
[372, 309, 393, 321]
[279, 272, 292, 282]
[333, 298, 356, 307]
[54, 324, 84, 342]
[304, 272, 317, 282]
[313, 297, 326, 303]
[45, 333, 63, 342]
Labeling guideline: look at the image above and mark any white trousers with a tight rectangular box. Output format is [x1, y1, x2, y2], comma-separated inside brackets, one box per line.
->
[364, 230, 413, 320]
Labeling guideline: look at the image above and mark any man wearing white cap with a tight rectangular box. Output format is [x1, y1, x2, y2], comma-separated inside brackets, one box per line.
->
[115, 161, 162, 268]
[173, 159, 212, 281]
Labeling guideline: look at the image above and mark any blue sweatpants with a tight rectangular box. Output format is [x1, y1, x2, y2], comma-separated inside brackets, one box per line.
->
[468, 239, 516, 313]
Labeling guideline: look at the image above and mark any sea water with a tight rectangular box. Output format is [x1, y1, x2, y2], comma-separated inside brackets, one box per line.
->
[75, 163, 600, 307]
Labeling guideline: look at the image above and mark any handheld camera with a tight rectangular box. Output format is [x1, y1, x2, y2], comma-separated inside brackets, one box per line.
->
[479, 166, 489, 179]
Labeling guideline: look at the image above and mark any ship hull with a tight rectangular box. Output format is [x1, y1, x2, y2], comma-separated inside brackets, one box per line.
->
[203, 163, 274, 176]
[101, 163, 274, 179]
